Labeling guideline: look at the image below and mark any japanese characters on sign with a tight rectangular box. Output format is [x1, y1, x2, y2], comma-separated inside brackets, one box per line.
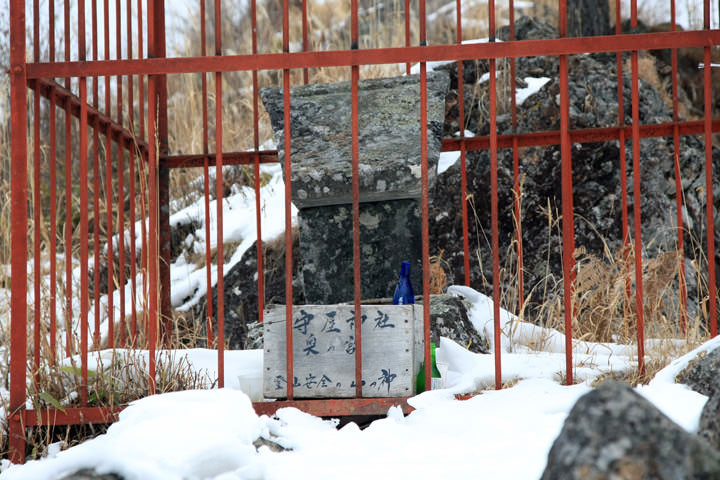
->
[263, 305, 418, 398]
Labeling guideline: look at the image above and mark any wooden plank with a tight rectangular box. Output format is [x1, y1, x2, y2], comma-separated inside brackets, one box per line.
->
[264, 305, 421, 398]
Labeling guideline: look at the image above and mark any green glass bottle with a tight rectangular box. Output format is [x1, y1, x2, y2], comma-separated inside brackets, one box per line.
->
[416, 342, 442, 394]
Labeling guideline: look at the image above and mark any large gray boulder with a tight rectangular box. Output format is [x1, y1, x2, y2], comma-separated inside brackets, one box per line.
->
[699, 393, 720, 451]
[60, 470, 124, 480]
[542, 381, 720, 480]
[432, 16, 720, 323]
[261, 73, 450, 304]
[260, 73, 449, 208]
[676, 347, 720, 450]
[676, 348, 720, 398]
[429, 294, 489, 353]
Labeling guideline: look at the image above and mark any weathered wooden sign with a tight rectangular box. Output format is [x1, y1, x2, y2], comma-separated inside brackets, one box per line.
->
[263, 304, 423, 398]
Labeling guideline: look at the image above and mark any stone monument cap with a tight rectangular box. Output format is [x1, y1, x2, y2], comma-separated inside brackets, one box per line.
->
[260, 72, 450, 209]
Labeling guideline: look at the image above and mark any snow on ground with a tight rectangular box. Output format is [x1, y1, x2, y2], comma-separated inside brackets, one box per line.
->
[1, 286, 712, 480]
[168, 161, 297, 312]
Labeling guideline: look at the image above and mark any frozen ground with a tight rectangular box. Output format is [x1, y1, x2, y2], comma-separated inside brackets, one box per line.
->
[0, 286, 713, 480]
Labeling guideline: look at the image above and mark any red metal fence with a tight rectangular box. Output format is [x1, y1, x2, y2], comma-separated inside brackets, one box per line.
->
[8, 0, 720, 464]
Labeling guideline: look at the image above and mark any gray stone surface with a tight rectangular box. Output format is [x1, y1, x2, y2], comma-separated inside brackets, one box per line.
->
[430, 294, 489, 353]
[434, 16, 720, 323]
[676, 348, 720, 398]
[699, 392, 720, 451]
[260, 72, 449, 208]
[299, 199, 422, 304]
[60, 470, 124, 480]
[541, 380, 720, 480]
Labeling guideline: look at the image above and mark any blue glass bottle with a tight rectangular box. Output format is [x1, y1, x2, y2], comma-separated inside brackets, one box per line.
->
[392, 261, 415, 305]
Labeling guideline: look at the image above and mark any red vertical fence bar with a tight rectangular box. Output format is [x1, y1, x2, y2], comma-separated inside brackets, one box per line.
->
[9, 0, 28, 464]
[704, 0, 718, 337]
[559, 0, 575, 385]
[420, 0, 433, 392]
[147, 0, 160, 393]
[283, 0, 295, 400]
[630, 0, 646, 376]
[138, 0, 145, 142]
[302, 0, 309, 83]
[49, 0, 58, 362]
[32, 0, 41, 382]
[215, 0, 226, 387]
[405, 0, 411, 74]
[351, 0, 363, 398]
[670, 0, 687, 334]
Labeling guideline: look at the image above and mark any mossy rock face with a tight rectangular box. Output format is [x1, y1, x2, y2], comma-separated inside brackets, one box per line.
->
[542, 381, 720, 480]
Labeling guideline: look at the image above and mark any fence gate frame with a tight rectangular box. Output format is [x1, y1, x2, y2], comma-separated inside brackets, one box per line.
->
[8, 0, 720, 464]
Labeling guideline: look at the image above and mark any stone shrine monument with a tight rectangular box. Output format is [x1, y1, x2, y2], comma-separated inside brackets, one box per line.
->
[261, 73, 449, 303]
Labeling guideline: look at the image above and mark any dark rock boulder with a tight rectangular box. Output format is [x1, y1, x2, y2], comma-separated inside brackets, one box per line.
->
[676, 348, 720, 398]
[541, 380, 720, 480]
[699, 393, 720, 451]
[429, 294, 489, 353]
[60, 470, 124, 480]
[432, 17, 720, 323]
[677, 347, 720, 450]
[567, 0, 610, 38]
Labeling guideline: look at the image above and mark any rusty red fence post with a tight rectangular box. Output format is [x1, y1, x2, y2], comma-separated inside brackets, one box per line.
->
[351, 0, 363, 398]
[420, 0, 433, 394]
[559, 0, 576, 385]
[155, 0, 173, 348]
[9, 0, 28, 464]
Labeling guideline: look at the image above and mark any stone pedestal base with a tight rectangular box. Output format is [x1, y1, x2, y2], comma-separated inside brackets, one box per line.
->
[298, 199, 423, 304]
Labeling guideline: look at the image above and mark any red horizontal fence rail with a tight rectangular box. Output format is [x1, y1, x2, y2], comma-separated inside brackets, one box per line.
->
[8, 0, 719, 464]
